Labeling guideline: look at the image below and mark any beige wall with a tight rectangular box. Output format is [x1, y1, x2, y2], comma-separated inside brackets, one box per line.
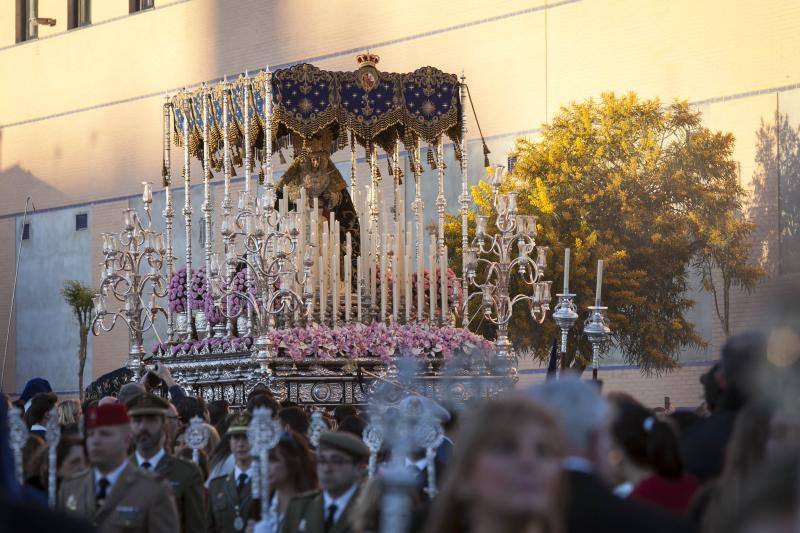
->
[0, 219, 16, 392]
[1, 0, 798, 392]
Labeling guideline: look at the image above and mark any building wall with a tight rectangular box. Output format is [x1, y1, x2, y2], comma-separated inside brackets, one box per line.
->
[13, 205, 92, 393]
[1, 0, 798, 402]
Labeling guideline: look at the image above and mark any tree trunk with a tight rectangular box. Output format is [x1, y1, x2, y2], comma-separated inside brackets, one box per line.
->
[723, 274, 732, 338]
[78, 325, 88, 403]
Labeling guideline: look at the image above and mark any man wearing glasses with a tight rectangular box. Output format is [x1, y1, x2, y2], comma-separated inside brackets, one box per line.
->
[281, 431, 369, 533]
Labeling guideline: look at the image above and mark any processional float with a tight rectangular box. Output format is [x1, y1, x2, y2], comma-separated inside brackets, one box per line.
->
[90, 54, 610, 407]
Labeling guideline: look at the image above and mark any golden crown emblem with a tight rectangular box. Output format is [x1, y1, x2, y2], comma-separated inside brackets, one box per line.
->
[356, 51, 380, 69]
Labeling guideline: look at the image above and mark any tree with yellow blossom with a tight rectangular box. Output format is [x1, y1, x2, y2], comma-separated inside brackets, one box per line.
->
[446, 92, 762, 373]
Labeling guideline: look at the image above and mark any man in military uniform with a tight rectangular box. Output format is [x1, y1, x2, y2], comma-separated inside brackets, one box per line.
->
[281, 431, 369, 533]
[58, 402, 179, 533]
[207, 413, 257, 533]
[127, 392, 206, 533]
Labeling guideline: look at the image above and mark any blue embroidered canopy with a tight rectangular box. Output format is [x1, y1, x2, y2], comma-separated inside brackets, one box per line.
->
[169, 59, 463, 178]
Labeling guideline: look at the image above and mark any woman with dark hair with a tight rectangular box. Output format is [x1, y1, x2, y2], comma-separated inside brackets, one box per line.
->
[56, 435, 88, 481]
[422, 397, 566, 533]
[609, 397, 699, 514]
[263, 430, 318, 532]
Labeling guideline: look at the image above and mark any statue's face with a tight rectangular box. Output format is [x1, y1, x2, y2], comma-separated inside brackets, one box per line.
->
[302, 152, 331, 197]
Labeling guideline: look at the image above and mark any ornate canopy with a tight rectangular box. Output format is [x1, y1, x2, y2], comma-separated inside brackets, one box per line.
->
[169, 57, 463, 178]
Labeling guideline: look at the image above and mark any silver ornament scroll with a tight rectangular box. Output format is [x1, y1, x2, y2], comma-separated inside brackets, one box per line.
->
[46, 406, 61, 508]
[8, 407, 27, 485]
[185, 415, 210, 464]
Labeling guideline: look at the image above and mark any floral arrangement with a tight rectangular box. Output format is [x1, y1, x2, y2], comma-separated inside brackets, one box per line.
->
[168, 267, 189, 314]
[151, 322, 493, 362]
[168, 264, 257, 327]
[188, 267, 208, 311]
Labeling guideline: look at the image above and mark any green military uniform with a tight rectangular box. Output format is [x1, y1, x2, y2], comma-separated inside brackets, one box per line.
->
[58, 462, 179, 533]
[127, 393, 206, 533]
[207, 412, 254, 533]
[131, 453, 205, 533]
[207, 471, 254, 533]
[280, 431, 370, 533]
[280, 489, 360, 533]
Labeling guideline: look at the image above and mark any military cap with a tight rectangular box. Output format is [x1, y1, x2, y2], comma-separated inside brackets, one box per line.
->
[228, 412, 252, 435]
[126, 392, 170, 416]
[86, 403, 129, 429]
[318, 431, 370, 460]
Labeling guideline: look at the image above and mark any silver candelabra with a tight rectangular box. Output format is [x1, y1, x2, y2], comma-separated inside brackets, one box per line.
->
[463, 164, 552, 367]
[210, 180, 314, 376]
[92, 183, 168, 379]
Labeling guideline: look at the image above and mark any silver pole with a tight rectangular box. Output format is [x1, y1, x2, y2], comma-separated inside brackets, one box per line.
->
[1, 197, 33, 391]
[163, 96, 176, 342]
[182, 90, 193, 338]
[459, 73, 469, 326]
[222, 80, 234, 337]
[202, 83, 213, 337]
[413, 139, 424, 323]
[436, 138, 447, 324]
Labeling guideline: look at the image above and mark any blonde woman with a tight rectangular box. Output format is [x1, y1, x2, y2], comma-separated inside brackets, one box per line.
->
[423, 397, 567, 533]
[57, 399, 81, 428]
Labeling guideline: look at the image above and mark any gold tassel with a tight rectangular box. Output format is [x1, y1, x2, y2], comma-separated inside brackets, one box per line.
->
[427, 145, 437, 169]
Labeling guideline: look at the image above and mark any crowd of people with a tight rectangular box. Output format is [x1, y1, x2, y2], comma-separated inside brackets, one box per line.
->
[0, 325, 798, 533]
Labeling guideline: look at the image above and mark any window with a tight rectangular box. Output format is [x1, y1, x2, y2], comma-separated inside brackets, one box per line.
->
[68, 0, 91, 29]
[22, 222, 31, 241]
[16, 0, 38, 43]
[130, 0, 154, 13]
[199, 224, 206, 246]
[76, 213, 88, 231]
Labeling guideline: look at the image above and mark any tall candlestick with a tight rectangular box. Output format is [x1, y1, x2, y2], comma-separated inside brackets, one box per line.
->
[405, 223, 412, 323]
[357, 255, 363, 322]
[162, 95, 175, 340]
[391, 235, 399, 323]
[429, 234, 437, 323]
[332, 219, 339, 327]
[369, 225, 376, 320]
[321, 221, 328, 324]
[243, 73, 252, 195]
[563, 248, 571, 293]
[595, 259, 603, 306]
[441, 244, 448, 324]
[182, 90, 193, 337]
[201, 83, 213, 337]
[380, 233, 387, 322]
[417, 217, 424, 322]
[345, 233, 352, 323]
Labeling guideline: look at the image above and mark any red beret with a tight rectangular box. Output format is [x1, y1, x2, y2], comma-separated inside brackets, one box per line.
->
[86, 403, 130, 429]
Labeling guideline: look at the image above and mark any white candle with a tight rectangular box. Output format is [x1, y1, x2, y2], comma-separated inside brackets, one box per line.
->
[369, 226, 376, 320]
[441, 244, 448, 323]
[332, 219, 339, 326]
[595, 259, 603, 306]
[380, 232, 387, 322]
[321, 221, 328, 323]
[429, 234, 437, 323]
[392, 235, 399, 323]
[417, 222, 424, 321]
[357, 255, 363, 322]
[345, 233, 352, 323]
[563, 248, 571, 293]
[405, 224, 412, 323]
